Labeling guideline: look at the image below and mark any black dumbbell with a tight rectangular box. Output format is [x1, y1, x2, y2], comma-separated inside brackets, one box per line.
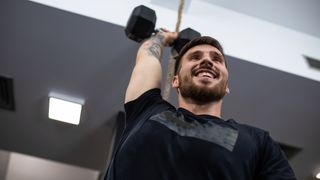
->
[173, 28, 201, 54]
[125, 5, 201, 54]
[125, 5, 156, 43]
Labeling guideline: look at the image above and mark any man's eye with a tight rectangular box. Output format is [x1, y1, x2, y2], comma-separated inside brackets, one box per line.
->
[214, 57, 221, 62]
[191, 54, 200, 60]
[212, 56, 222, 63]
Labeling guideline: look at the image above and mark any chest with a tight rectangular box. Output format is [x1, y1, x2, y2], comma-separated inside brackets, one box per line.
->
[121, 119, 257, 168]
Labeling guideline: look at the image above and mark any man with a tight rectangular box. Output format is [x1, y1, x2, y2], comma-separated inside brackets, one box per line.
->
[105, 29, 296, 180]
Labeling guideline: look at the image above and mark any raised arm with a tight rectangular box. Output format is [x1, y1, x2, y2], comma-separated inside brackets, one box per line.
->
[125, 30, 177, 103]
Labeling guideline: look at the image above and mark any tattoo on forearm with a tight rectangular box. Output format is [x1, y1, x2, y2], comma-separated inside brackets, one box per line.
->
[146, 35, 165, 60]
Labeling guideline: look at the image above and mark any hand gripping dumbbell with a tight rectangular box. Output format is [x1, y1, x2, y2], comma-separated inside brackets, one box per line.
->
[124, 5, 201, 54]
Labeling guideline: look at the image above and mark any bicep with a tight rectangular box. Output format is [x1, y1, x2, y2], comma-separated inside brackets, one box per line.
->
[125, 57, 162, 103]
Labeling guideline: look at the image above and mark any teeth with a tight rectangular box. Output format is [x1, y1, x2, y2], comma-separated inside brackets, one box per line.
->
[198, 72, 213, 78]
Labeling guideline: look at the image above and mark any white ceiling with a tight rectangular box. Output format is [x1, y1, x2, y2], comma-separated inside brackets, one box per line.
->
[151, 0, 320, 38]
[204, 0, 320, 38]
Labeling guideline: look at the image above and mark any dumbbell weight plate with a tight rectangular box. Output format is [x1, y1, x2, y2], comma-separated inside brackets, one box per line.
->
[173, 28, 201, 54]
[125, 5, 157, 42]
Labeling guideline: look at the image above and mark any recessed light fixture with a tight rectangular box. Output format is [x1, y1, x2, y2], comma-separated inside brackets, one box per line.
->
[48, 92, 84, 125]
[316, 172, 320, 179]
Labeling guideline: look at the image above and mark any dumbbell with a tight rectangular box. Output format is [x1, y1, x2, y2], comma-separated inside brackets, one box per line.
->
[124, 5, 201, 54]
[125, 5, 156, 43]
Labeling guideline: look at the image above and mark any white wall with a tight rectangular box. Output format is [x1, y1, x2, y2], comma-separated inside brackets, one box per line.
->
[28, 0, 320, 82]
[5, 152, 99, 180]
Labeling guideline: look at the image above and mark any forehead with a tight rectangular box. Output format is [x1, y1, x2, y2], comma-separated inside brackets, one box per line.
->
[182, 44, 223, 58]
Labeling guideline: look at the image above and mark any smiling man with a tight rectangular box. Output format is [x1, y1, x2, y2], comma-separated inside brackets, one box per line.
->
[105, 30, 296, 180]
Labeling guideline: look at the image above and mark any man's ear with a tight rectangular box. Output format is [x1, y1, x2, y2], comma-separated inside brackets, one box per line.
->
[226, 85, 230, 94]
[172, 75, 179, 88]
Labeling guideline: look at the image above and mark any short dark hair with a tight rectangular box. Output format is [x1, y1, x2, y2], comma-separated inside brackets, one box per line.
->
[174, 36, 225, 75]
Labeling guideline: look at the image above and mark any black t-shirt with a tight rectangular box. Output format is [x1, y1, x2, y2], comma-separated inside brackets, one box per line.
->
[107, 89, 296, 180]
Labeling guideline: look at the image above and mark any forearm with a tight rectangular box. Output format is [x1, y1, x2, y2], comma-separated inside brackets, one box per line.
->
[136, 34, 166, 64]
[125, 30, 177, 103]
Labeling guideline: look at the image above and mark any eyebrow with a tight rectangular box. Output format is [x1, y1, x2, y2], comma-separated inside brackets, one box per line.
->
[187, 50, 203, 59]
[210, 51, 224, 59]
[187, 50, 224, 60]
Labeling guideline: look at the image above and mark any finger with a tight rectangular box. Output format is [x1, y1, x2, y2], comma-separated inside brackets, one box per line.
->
[160, 28, 170, 32]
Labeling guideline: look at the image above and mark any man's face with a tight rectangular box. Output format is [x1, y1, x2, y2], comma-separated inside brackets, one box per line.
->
[172, 44, 229, 104]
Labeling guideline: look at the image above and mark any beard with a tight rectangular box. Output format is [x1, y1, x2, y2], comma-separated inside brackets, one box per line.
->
[178, 73, 227, 104]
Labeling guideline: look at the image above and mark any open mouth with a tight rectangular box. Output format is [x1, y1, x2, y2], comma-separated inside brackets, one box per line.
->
[194, 69, 218, 79]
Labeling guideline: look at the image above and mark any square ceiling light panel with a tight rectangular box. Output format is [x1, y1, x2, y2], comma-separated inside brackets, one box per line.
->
[48, 92, 85, 125]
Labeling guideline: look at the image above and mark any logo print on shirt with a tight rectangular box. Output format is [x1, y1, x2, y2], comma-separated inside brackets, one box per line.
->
[150, 111, 238, 151]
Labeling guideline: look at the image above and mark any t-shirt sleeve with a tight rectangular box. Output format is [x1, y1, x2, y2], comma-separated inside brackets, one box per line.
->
[257, 132, 297, 180]
[124, 88, 162, 127]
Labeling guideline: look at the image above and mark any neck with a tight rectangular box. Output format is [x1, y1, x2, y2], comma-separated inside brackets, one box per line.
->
[178, 95, 223, 118]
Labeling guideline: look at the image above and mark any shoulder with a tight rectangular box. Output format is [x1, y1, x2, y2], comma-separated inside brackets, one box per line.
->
[226, 119, 272, 150]
[223, 119, 296, 178]
[125, 88, 174, 113]
[125, 88, 161, 107]
[227, 119, 268, 137]
[124, 88, 175, 126]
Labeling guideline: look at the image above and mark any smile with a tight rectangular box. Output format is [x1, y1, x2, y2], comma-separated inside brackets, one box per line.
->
[194, 69, 218, 79]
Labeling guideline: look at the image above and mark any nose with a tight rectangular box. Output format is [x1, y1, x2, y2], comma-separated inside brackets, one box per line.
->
[200, 58, 213, 67]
